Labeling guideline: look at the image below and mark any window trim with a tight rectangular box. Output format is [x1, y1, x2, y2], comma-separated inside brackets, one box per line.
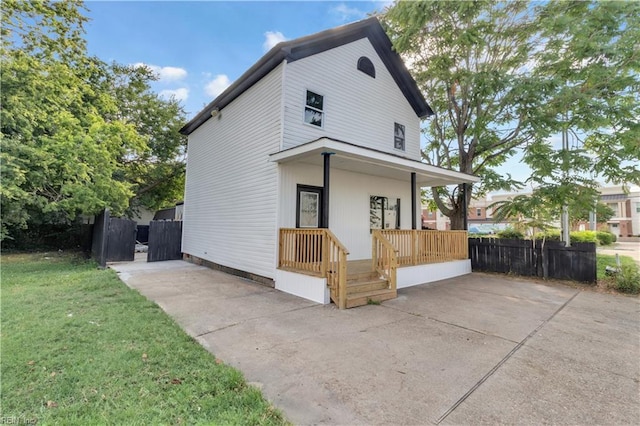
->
[303, 89, 324, 129]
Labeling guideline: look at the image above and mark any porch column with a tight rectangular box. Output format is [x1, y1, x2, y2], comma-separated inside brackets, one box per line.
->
[321, 152, 334, 228]
[411, 172, 417, 230]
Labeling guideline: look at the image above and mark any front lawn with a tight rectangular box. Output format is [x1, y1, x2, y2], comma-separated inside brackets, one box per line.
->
[1, 253, 287, 425]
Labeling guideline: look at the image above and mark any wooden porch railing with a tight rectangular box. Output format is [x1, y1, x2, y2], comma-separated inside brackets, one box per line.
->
[379, 230, 468, 266]
[371, 230, 398, 293]
[278, 228, 349, 309]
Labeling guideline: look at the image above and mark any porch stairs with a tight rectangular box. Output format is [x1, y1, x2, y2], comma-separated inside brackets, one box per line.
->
[344, 260, 396, 308]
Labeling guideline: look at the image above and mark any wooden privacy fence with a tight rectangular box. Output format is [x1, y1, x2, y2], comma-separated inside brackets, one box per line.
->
[148, 220, 183, 262]
[278, 228, 349, 309]
[469, 238, 597, 283]
[379, 230, 468, 265]
[91, 209, 137, 267]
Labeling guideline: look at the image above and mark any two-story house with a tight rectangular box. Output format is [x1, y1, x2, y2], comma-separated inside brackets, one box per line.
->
[180, 18, 478, 308]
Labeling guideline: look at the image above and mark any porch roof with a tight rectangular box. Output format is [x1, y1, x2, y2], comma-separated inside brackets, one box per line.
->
[269, 138, 479, 187]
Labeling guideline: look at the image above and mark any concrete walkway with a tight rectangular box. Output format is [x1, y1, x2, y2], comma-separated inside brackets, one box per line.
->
[110, 260, 640, 425]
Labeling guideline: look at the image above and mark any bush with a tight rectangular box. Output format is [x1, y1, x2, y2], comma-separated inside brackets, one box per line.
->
[535, 230, 599, 244]
[570, 230, 598, 244]
[497, 227, 525, 239]
[535, 230, 560, 241]
[596, 231, 616, 246]
[611, 264, 640, 294]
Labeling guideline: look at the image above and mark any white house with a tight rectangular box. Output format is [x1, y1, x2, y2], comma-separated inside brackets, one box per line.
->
[180, 18, 479, 308]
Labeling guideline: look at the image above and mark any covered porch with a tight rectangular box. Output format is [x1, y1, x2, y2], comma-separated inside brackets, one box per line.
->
[276, 228, 471, 308]
[270, 137, 478, 308]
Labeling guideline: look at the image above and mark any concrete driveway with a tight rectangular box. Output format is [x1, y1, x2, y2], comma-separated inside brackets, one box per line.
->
[111, 260, 640, 425]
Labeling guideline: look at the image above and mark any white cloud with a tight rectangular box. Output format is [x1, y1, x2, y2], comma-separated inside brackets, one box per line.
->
[159, 87, 189, 102]
[263, 31, 287, 52]
[133, 62, 187, 82]
[330, 3, 367, 22]
[205, 74, 231, 98]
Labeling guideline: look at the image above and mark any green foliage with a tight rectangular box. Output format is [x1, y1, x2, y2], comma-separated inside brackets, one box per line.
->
[569, 231, 598, 244]
[384, 0, 640, 228]
[531, 1, 640, 187]
[1, 1, 187, 240]
[596, 231, 616, 246]
[496, 228, 525, 240]
[597, 254, 638, 285]
[383, 0, 542, 228]
[612, 265, 640, 294]
[535, 230, 561, 241]
[1, 254, 287, 424]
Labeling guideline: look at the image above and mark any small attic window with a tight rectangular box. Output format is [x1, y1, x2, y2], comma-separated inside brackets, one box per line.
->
[357, 56, 375, 78]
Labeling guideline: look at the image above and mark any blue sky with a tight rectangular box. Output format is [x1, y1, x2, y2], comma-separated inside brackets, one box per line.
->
[84, 1, 389, 118]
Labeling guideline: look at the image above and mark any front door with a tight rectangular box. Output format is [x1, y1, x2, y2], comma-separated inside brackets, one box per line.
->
[296, 185, 323, 263]
[296, 185, 323, 228]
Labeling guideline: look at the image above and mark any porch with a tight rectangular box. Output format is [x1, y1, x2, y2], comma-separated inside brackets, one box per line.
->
[276, 228, 470, 308]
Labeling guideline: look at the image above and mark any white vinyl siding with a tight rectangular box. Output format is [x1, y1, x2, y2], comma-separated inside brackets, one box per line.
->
[282, 38, 421, 160]
[278, 162, 415, 260]
[182, 62, 284, 279]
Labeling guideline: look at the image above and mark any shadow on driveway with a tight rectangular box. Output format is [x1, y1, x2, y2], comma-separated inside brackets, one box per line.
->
[110, 260, 640, 425]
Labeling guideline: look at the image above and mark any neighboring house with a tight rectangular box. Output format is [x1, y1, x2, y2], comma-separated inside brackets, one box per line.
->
[598, 185, 640, 237]
[430, 185, 640, 237]
[180, 18, 478, 308]
[153, 201, 184, 221]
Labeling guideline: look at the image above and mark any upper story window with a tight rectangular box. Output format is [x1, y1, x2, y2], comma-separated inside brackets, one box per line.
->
[357, 56, 375, 78]
[304, 90, 324, 128]
[476, 208, 482, 217]
[394, 122, 405, 151]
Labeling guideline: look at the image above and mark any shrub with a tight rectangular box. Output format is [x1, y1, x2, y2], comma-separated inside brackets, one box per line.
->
[497, 227, 524, 239]
[570, 230, 598, 244]
[535, 230, 560, 241]
[611, 264, 640, 294]
[596, 231, 616, 246]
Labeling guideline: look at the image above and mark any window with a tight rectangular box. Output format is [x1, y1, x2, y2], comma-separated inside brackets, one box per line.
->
[636, 202, 640, 213]
[476, 208, 482, 217]
[357, 56, 375, 78]
[296, 185, 323, 228]
[370, 196, 400, 230]
[304, 90, 324, 127]
[394, 123, 405, 151]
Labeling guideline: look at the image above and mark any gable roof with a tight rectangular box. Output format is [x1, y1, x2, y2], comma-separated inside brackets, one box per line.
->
[180, 17, 432, 135]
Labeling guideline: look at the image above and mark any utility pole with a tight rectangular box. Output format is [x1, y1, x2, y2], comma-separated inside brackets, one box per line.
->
[561, 119, 571, 247]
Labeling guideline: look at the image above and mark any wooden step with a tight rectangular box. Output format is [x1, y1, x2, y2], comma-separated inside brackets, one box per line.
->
[347, 278, 388, 294]
[346, 288, 397, 308]
[347, 271, 379, 282]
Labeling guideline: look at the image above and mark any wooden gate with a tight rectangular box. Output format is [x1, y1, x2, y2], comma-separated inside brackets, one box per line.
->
[92, 210, 137, 266]
[147, 220, 183, 262]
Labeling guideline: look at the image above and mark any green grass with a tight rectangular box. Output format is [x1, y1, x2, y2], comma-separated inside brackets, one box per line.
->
[597, 254, 638, 280]
[1, 253, 287, 425]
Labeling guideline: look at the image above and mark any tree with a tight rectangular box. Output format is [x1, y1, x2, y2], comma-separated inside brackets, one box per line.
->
[383, 0, 640, 230]
[1, 1, 187, 240]
[571, 202, 614, 229]
[104, 64, 187, 216]
[383, 0, 541, 229]
[523, 1, 640, 229]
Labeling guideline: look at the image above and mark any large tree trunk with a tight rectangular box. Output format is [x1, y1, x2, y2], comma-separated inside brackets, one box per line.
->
[449, 207, 466, 230]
